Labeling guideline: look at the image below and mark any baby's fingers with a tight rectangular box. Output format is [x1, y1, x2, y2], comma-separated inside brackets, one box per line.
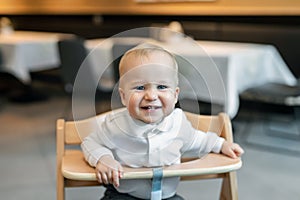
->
[233, 144, 244, 157]
[112, 165, 124, 187]
[96, 171, 109, 185]
[112, 170, 120, 187]
[96, 171, 103, 184]
[228, 148, 238, 159]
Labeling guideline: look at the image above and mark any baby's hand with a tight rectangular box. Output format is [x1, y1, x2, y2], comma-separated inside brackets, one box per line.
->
[221, 141, 244, 159]
[95, 155, 123, 187]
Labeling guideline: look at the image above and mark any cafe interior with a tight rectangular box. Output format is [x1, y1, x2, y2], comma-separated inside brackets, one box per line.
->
[0, 1, 300, 200]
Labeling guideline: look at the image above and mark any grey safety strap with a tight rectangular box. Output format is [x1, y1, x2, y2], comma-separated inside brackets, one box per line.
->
[151, 167, 163, 200]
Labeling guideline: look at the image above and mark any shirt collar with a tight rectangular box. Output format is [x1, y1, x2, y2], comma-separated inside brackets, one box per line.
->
[126, 110, 174, 134]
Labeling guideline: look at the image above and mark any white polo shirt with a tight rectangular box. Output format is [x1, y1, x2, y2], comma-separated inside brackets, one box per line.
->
[81, 108, 224, 199]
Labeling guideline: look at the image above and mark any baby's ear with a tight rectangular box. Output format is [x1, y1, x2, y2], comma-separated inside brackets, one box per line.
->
[174, 87, 180, 103]
[118, 88, 126, 106]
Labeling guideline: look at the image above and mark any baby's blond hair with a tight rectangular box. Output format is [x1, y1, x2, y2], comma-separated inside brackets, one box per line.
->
[119, 43, 178, 85]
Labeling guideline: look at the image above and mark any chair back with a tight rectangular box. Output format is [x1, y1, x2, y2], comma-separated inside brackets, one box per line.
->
[59, 109, 232, 147]
[62, 111, 107, 145]
[185, 111, 233, 142]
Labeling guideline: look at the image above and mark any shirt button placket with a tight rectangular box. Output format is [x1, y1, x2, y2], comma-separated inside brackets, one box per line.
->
[148, 129, 161, 166]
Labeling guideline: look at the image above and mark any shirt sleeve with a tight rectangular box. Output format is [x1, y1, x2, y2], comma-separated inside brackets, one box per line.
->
[210, 131, 225, 153]
[81, 131, 114, 167]
[81, 116, 115, 167]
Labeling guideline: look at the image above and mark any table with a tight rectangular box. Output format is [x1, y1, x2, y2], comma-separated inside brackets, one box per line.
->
[85, 37, 297, 118]
[0, 31, 74, 83]
[155, 39, 297, 118]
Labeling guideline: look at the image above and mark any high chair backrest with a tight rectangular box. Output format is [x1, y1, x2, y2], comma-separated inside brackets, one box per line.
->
[59, 109, 232, 146]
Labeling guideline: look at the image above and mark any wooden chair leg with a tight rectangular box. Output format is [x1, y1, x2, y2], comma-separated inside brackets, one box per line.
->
[220, 171, 238, 200]
[57, 119, 65, 200]
[57, 173, 64, 200]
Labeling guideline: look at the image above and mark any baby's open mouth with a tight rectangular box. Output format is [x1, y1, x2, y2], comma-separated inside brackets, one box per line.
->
[141, 106, 162, 110]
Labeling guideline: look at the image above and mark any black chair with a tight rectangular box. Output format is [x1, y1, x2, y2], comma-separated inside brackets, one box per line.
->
[58, 37, 112, 119]
[58, 37, 92, 94]
[239, 81, 300, 154]
[241, 82, 300, 107]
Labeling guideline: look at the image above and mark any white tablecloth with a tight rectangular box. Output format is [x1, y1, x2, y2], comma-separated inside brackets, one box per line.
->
[86, 37, 297, 118]
[0, 31, 74, 83]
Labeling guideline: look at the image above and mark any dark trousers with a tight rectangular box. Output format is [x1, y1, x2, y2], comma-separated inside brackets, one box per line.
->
[101, 185, 184, 200]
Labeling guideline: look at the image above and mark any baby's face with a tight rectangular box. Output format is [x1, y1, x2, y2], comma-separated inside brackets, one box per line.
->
[119, 53, 179, 124]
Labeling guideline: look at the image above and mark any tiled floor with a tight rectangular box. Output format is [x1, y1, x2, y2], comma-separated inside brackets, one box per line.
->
[0, 81, 299, 200]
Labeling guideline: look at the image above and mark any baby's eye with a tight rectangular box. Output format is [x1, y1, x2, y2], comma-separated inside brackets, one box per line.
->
[157, 85, 168, 90]
[134, 86, 145, 90]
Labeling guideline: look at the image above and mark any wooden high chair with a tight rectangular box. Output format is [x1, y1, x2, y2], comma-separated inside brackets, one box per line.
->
[56, 110, 242, 200]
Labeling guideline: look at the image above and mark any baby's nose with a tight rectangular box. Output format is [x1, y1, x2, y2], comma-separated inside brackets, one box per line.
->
[145, 88, 158, 100]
